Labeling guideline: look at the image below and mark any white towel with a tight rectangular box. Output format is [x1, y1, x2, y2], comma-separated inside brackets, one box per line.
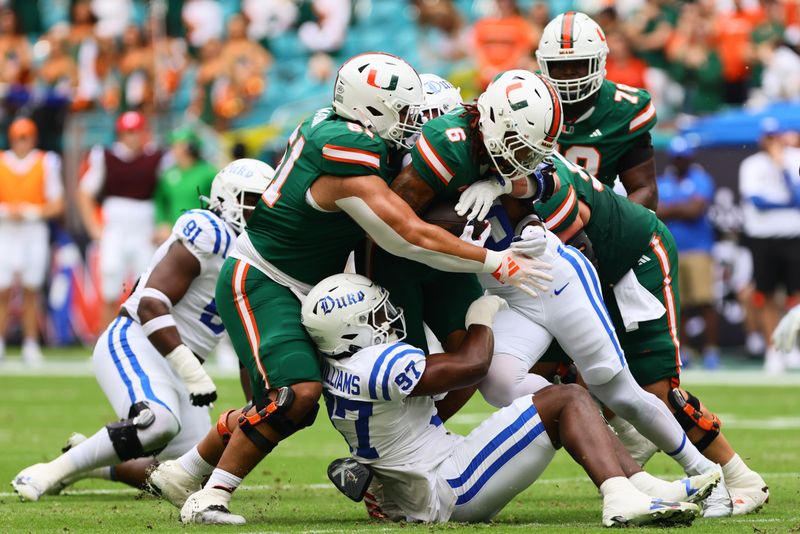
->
[613, 269, 666, 332]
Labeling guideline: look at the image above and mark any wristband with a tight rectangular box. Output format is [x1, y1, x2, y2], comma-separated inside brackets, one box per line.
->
[142, 314, 178, 336]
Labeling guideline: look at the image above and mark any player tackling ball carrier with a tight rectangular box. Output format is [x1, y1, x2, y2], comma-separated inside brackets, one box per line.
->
[146, 52, 552, 525]
[306, 273, 710, 527]
[11, 159, 271, 500]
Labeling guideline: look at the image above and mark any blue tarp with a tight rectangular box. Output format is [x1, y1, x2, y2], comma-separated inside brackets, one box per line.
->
[680, 102, 800, 147]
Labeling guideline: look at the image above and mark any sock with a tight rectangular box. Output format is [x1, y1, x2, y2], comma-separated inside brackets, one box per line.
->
[669, 438, 717, 476]
[599, 476, 639, 498]
[85, 466, 114, 480]
[178, 446, 215, 479]
[629, 471, 674, 496]
[721, 454, 755, 485]
[50, 428, 119, 480]
[206, 468, 242, 493]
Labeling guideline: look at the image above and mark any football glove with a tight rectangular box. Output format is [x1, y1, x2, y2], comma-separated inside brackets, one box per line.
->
[165, 344, 217, 406]
[459, 219, 492, 247]
[465, 295, 508, 328]
[772, 305, 800, 353]
[487, 249, 553, 298]
[531, 160, 557, 203]
[455, 177, 511, 222]
[510, 224, 548, 258]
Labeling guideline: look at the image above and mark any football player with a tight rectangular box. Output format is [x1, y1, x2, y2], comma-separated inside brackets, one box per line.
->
[11, 159, 271, 500]
[537, 12, 658, 209]
[409, 70, 739, 514]
[146, 52, 551, 525]
[305, 273, 707, 527]
[456, 74, 769, 516]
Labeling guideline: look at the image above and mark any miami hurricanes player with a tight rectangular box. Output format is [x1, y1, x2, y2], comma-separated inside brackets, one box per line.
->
[537, 11, 658, 209]
[144, 52, 551, 526]
[305, 273, 704, 527]
[11, 159, 271, 500]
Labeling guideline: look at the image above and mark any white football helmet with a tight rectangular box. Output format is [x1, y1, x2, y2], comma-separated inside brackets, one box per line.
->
[477, 70, 563, 179]
[301, 273, 406, 356]
[208, 158, 273, 234]
[536, 11, 609, 103]
[332, 52, 424, 149]
[420, 73, 463, 122]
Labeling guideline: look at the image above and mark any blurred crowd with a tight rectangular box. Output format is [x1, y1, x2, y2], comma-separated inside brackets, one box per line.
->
[0, 0, 799, 371]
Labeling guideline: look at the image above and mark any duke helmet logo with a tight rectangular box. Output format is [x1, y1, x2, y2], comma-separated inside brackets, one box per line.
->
[366, 69, 399, 91]
[318, 291, 366, 315]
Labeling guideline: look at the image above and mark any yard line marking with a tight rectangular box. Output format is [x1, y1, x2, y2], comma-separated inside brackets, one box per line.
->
[2, 472, 797, 498]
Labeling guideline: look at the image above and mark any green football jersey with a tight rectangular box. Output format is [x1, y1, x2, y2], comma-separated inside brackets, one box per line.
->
[557, 80, 656, 187]
[536, 152, 658, 284]
[410, 109, 490, 199]
[245, 107, 396, 286]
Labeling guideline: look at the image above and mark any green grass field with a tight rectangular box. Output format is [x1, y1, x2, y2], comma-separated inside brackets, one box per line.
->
[1, 368, 799, 533]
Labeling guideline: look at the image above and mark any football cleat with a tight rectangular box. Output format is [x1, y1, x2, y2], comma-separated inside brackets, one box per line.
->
[11, 463, 59, 501]
[656, 470, 721, 504]
[727, 470, 769, 515]
[180, 488, 245, 525]
[702, 473, 733, 517]
[145, 460, 203, 508]
[603, 497, 700, 528]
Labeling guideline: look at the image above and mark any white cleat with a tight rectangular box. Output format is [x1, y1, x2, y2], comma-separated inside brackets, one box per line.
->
[728, 471, 769, 515]
[145, 460, 203, 508]
[11, 463, 59, 501]
[657, 470, 721, 505]
[180, 488, 245, 525]
[702, 471, 733, 517]
[603, 496, 700, 527]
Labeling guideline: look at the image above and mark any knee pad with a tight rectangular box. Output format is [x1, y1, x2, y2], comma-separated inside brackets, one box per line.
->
[668, 389, 721, 452]
[106, 401, 180, 461]
[216, 401, 253, 445]
[237, 387, 320, 453]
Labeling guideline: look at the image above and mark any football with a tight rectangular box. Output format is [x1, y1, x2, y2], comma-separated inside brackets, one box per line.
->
[422, 198, 468, 236]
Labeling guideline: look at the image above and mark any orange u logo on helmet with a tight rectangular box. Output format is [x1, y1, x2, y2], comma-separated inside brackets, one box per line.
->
[505, 82, 529, 111]
[366, 69, 398, 91]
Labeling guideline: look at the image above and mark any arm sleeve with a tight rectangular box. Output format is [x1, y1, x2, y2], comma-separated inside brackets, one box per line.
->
[79, 146, 106, 196]
[366, 343, 427, 401]
[172, 210, 233, 264]
[43, 152, 64, 202]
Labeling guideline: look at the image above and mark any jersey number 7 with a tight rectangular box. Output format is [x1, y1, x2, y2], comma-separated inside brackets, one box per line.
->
[323, 391, 379, 459]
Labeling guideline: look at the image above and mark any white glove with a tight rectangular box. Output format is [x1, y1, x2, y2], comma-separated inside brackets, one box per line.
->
[455, 178, 512, 221]
[465, 295, 508, 328]
[459, 220, 492, 247]
[772, 305, 800, 353]
[165, 344, 217, 406]
[487, 249, 553, 298]
[510, 224, 547, 258]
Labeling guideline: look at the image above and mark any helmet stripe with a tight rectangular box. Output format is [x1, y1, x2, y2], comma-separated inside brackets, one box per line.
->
[560, 11, 576, 49]
[537, 75, 563, 143]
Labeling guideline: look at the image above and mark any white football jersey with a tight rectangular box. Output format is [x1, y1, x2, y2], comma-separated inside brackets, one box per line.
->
[122, 209, 235, 359]
[323, 342, 460, 521]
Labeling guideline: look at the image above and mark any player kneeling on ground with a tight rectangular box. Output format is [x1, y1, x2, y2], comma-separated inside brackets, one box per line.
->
[305, 274, 707, 527]
[11, 159, 271, 500]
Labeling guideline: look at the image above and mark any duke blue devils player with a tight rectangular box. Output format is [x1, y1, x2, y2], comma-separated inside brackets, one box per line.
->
[11, 159, 272, 500]
[303, 273, 705, 527]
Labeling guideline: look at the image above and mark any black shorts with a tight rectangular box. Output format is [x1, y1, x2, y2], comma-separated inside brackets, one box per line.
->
[746, 236, 800, 295]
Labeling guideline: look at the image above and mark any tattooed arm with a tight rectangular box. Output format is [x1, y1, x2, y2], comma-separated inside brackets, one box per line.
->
[391, 164, 437, 214]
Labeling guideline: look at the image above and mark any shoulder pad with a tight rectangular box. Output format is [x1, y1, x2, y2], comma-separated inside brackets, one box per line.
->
[358, 342, 426, 401]
[411, 115, 471, 192]
[607, 82, 656, 134]
[173, 210, 234, 259]
[312, 119, 389, 177]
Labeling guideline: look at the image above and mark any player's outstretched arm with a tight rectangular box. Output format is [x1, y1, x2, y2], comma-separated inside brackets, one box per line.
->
[310, 174, 553, 294]
[137, 240, 217, 406]
[410, 296, 506, 397]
